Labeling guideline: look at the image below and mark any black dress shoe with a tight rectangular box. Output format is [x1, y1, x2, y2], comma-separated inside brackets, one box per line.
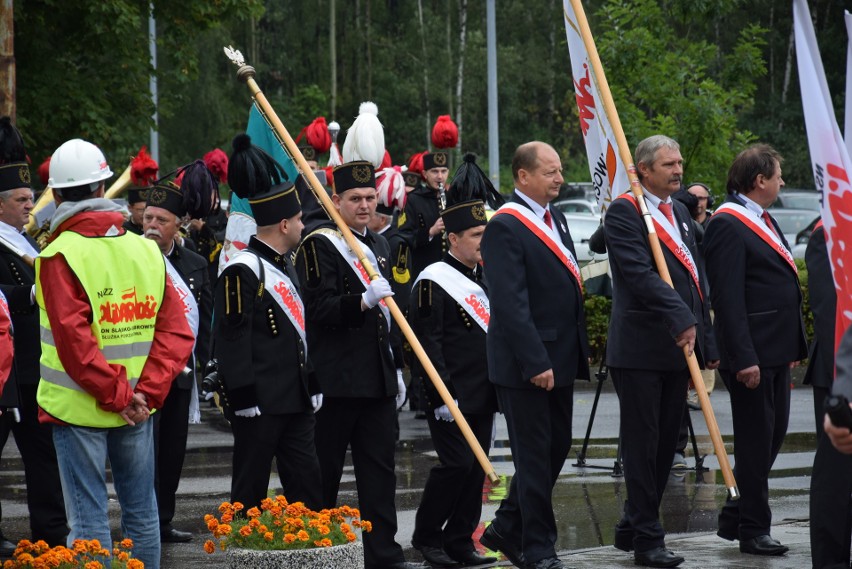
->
[633, 547, 684, 568]
[613, 520, 634, 552]
[381, 562, 425, 569]
[447, 550, 496, 566]
[523, 557, 564, 569]
[160, 527, 192, 543]
[0, 536, 16, 558]
[412, 542, 459, 566]
[479, 524, 525, 567]
[738, 535, 788, 556]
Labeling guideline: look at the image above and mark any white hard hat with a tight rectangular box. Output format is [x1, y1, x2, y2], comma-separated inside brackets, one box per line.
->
[48, 138, 114, 189]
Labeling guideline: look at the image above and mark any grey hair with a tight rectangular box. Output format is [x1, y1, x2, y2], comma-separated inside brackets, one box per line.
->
[634, 135, 680, 180]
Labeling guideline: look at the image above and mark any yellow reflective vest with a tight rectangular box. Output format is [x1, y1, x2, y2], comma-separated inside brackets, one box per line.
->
[36, 231, 165, 427]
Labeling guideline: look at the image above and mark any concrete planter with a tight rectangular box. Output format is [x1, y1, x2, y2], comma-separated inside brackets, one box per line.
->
[225, 541, 364, 569]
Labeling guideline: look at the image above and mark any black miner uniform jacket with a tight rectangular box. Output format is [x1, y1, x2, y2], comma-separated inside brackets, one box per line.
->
[295, 223, 397, 398]
[0, 238, 41, 406]
[167, 242, 212, 387]
[409, 253, 497, 414]
[214, 236, 316, 417]
[398, 184, 444, 282]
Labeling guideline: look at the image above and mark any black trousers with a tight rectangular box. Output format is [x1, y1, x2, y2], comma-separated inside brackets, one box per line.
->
[0, 384, 67, 545]
[718, 365, 790, 540]
[413, 411, 493, 555]
[315, 396, 404, 569]
[153, 382, 190, 528]
[491, 385, 573, 565]
[611, 367, 688, 552]
[230, 410, 321, 511]
[810, 414, 852, 569]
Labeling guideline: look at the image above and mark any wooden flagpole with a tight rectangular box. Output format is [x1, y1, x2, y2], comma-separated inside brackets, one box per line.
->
[568, 0, 738, 500]
[224, 47, 499, 485]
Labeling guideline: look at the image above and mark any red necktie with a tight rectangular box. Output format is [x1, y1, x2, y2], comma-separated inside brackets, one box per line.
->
[761, 211, 779, 238]
[543, 209, 553, 229]
[658, 202, 674, 226]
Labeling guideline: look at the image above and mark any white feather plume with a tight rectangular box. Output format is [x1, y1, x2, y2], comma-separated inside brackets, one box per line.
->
[342, 101, 385, 168]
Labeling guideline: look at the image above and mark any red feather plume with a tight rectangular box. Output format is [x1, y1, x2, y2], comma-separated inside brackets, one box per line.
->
[38, 157, 51, 186]
[431, 115, 459, 149]
[380, 150, 392, 171]
[305, 117, 332, 154]
[407, 151, 426, 175]
[130, 146, 158, 187]
[203, 148, 229, 184]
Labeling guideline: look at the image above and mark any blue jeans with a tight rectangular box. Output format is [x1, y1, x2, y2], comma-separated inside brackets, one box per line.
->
[53, 420, 160, 569]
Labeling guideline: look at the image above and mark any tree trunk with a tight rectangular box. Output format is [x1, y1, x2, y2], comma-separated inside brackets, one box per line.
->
[0, 0, 15, 121]
[417, 0, 431, 148]
[778, 25, 794, 130]
[366, 0, 372, 99]
[455, 0, 468, 154]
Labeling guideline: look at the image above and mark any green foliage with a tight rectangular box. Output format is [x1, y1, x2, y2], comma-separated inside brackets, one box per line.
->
[797, 258, 814, 345]
[583, 294, 612, 364]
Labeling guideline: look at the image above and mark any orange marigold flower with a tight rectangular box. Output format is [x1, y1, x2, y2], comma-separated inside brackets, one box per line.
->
[239, 526, 252, 537]
[84, 562, 103, 569]
[284, 534, 296, 544]
[340, 523, 351, 533]
[217, 524, 232, 537]
[246, 507, 261, 518]
[127, 560, 145, 569]
[3, 561, 13, 569]
[263, 532, 273, 542]
[207, 519, 219, 532]
[319, 525, 330, 536]
[249, 519, 260, 529]
[297, 530, 309, 542]
[218, 502, 233, 513]
[221, 512, 234, 523]
[232, 502, 244, 511]
[320, 538, 333, 547]
[117, 551, 129, 562]
[16, 554, 33, 563]
[362, 521, 373, 532]
[346, 531, 357, 542]
[204, 540, 216, 554]
[260, 497, 274, 511]
[119, 538, 133, 549]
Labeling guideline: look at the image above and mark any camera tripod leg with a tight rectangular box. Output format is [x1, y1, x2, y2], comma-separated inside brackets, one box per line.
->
[574, 351, 609, 467]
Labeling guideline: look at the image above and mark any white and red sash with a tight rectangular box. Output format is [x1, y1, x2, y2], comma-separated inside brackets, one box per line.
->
[713, 202, 798, 275]
[311, 228, 392, 329]
[619, 193, 703, 300]
[414, 261, 490, 332]
[227, 250, 308, 352]
[164, 255, 201, 423]
[492, 202, 583, 292]
[0, 288, 10, 334]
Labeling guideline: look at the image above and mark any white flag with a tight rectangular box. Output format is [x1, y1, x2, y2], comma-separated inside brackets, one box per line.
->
[562, 0, 629, 214]
[794, 0, 852, 346]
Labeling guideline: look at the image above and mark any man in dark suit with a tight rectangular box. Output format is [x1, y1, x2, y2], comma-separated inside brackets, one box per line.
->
[479, 141, 590, 569]
[704, 144, 807, 556]
[123, 188, 148, 235]
[605, 135, 718, 568]
[409, 158, 497, 568]
[296, 161, 417, 569]
[0, 161, 67, 550]
[805, 221, 852, 569]
[142, 182, 213, 542]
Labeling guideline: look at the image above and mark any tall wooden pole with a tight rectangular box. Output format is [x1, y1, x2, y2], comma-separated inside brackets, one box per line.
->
[0, 0, 16, 120]
[568, 0, 738, 500]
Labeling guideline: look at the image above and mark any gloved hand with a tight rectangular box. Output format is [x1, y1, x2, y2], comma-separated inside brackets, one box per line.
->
[234, 406, 261, 418]
[361, 277, 394, 309]
[395, 370, 406, 410]
[9, 407, 19, 423]
[311, 393, 324, 413]
[201, 389, 216, 402]
[434, 401, 458, 422]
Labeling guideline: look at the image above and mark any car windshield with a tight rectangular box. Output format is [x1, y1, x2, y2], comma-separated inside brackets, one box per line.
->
[565, 217, 599, 241]
[773, 192, 821, 211]
[773, 210, 818, 235]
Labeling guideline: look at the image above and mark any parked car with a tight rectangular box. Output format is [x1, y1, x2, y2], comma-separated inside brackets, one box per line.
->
[769, 189, 821, 211]
[791, 216, 821, 259]
[554, 199, 601, 217]
[769, 208, 819, 258]
[562, 213, 606, 264]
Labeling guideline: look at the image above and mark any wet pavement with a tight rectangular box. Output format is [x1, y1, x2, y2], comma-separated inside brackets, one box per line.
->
[0, 375, 821, 568]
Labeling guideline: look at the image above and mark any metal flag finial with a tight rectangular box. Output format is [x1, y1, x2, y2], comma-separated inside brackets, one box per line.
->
[223, 45, 245, 67]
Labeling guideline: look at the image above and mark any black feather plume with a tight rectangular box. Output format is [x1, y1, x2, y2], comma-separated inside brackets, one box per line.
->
[446, 153, 505, 210]
[178, 160, 218, 219]
[227, 134, 288, 199]
[0, 117, 27, 164]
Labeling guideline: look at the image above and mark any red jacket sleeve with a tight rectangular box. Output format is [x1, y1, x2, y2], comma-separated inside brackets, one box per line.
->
[40, 254, 135, 413]
[135, 277, 195, 410]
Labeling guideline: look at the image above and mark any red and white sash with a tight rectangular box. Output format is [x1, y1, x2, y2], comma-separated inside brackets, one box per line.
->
[713, 202, 798, 275]
[312, 228, 392, 329]
[227, 251, 308, 352]
[619, 193, 703, 300]
[414, 261, 490, 332]
[164, 255, 201, 423]
[0, 288, 10, 334]
[492, 202, 583, 292]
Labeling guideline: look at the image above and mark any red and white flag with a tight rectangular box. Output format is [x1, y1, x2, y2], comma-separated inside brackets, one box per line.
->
[562, 0, 629, 214]
[794, 0, 852, 348]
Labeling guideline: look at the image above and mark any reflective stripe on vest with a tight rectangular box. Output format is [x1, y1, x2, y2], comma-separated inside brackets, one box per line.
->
[35, 230, 165, 428]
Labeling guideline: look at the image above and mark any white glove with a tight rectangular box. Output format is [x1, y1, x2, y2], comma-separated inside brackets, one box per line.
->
[395, 370, 406, 410]
[234, 406, 261, 418]
[361, 277, 394, 309]
[434, 401, 457, 422]
[10, 408, 19, 423]
[311, 393, 324, 413]
[201, 389, 215, 401]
